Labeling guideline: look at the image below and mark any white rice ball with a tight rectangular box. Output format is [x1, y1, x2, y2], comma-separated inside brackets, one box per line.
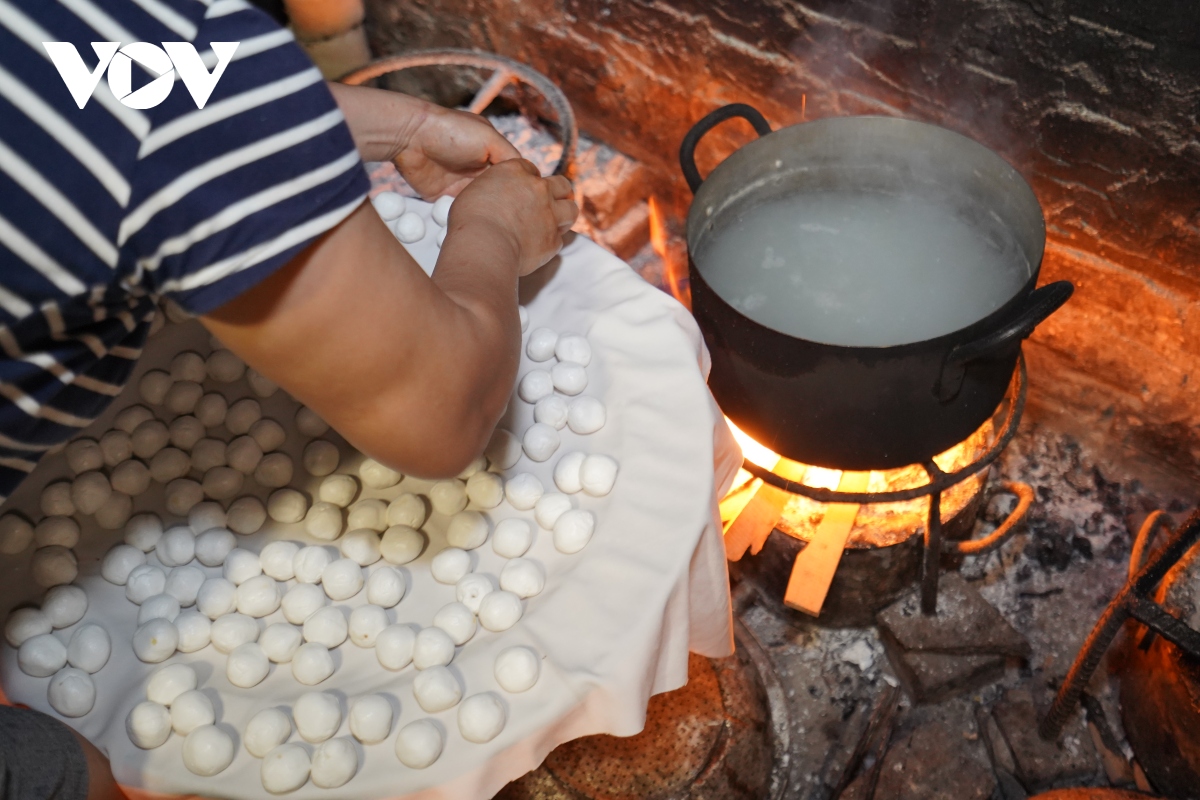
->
[226, 398, 262, 435]
[386, 493, 426, 528]
[260, 623, 302, 663]
[137, 593, 181, 626]
[227, 642, 270, 688]
[66, 624, 110, 673]
[260, 541, 299, 581]
[376, 625, 416, 671]
[156, 525, 196, 568]
[126, 564, 166, 604]
[551, 361, 587, 395]
[567, 395, 607, 434]
[48, 667, 96, 717]
[455, 573, 494, 615]
[534, 492, 572, 530]
[504, 472, 544, 510]
[228, 496, 267, 535]
[373, 191, 406, 220]
[553, 451, 586, 494]
[495, 645, 541, 693]
[303, 440, 339, 477]
[491, 518, 533, 558]
[132, 619, 178, 663]
[0, 513, 33, 554]
[170, 690, 215, 735]
[526, 327, 558, 362]
[127, 701, 171, 749]
[458, 692, 506, 743]
[431, 194, 453, 225]
[6, 607, 51, 647]
[223, 548, 263, 585]
[210, 613, 259, 654]
[322, 558, 363, 601]
[175, 611, 212, 653]
[517, 369, 553, 404]
[553, 508, 596, 554]
[292, 643, 334, 685]
[485, 428, 522, 470]
[349, 694, 393, 744]
[196, 578, 237, 619]
[429, 480, 468, 516]
[478, 590, 523, 632]
[267, 488, 307, 523]
[32, 546, 78, 588]
[348, 604, 388, 647]
[303, 606, 348, 648]
[358, 458, 401, 489]
[311, 737, 358, 789]
[500, 558, 545, 599]
[522, 422, 560, 462]
[433, 601, 477, 645]
[293, 546, 333, 584]
[430, 547, 471, 585]
[42, 584, 86, 628]
[249, 418, 287, 452]
[281, 583, 327, 625]
[236, 574, 281, 618]
[554, 334, 592, 366]
[580, 454, 619, 497]
[124, 513, 163, 552]
[518, 305, 529, 332]
[394, 719, 443, 768]
[318, 474, 358, 508]
[366, 567, 405, 608]
[380, 525, 425, 565]
[392, 211, 426, 243]
[304, 502, 344, 541]
[347, 498, 388, 532]
[446, 510, 489, 550]
[412, 626, 455, 670]
[182, 724, 234, 776]
[294, 692, 342, 743]
[147, 663, 197, 706]
[194, 528, 236, 567]
[165, 566, 206, 607]
[102, 543, 149, 585]
[261, 743, 310, 793]
[340, 529, 381, 566]
[245, 708, 292, 758]
[412, 666, 462, 713]
[533, 394, 569, 430]
[18, 633, 67, 677]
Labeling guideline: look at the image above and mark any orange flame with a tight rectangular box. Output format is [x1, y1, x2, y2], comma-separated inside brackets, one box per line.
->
[648, 196, 691, 307]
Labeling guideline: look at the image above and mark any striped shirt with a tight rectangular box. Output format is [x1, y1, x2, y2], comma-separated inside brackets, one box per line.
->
[0, 0, 369, 501]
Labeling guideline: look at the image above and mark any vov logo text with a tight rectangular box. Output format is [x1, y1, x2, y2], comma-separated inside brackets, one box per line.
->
[43, 41, 240, 110]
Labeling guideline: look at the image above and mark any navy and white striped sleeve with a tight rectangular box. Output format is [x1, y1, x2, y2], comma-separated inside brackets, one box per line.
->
[119, 2, 369, 315]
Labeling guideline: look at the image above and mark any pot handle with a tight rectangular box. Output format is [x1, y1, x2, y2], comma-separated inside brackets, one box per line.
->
[934, 280, 1074, 402]
[680, 103, 773, 193]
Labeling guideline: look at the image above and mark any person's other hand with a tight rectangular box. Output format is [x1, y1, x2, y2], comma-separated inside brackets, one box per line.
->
[396, 106, 522, 199]
[446, 159, 578, 275]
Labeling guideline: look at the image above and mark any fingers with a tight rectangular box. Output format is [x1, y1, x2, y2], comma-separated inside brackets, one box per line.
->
[553, 198, 579, 230]
[546, 175, 574, 200]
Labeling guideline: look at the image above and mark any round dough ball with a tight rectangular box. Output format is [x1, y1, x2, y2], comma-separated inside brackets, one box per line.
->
[303, 606, 348, 648]
[293, 546, 333, 584]
[392, 211, 426, 243]
[124, 513, 163, 552]
[260, 541, 299, 581]
[291, 643, 334, 685]
[447, 510, 489, 550]
[164, 381, 203, 415]
[567, 395, 607, 435]
[261, 743, 310, 793]
[195, 528, 236, 567]
[518, 305, 529, 332]
[580, 454, 619, 497]
[131, 419, 169, 460]
[39, 481, 75, 519]
[553, 508, 595, 554]
[226, 435, 263, 474]
[125, 564, 166, 604]
[194, 393, 228, 429]
[495, 645, 540, 693]
[295, 406, 330, 438]
[197, 578, 238, 619]
[457, 456, 486, 480]
[175, 611, 212, 653]
[455, 573, 494, 615]
[312, 736, 358, 789]
[260, 623, 302, 663]
[49, 668, 96, 717]
[553, 451, 585, 494]
[203, 466, 243, 500]
[504, 473, 544, 511]
[156, 526, 196, 568]
[533, 394, 569, 430]
[35, 517, 79, 549]
[349, 694, 393, 745]
[137, 593, 181, 626]
[554, 333, 592, 366]
[429, 480, 468, 516]
[517, 369, 553, 404]
[237, 575, 281, 618]
[465, 471, 504, 509]
[526, 327, 558, 362]
[249, 418, 287, 452]
[522, 422, 560, 462]
[303, 440, 339, 477]
[245, 708, 292, 758]
[164, 478, 204, 517]
[165, 566, 205, 607]
[0, 513, 34, 554]
[551, 361, 587, 396]
[182, 724, 234, 777]
[147, 663, 197, 706]
[386, 493, 426, 528]
[485, 428, 522, 470]
[246, 369, 278, 398]
[206, 349, 245, 383]
[61, 624, 109, 673]
[432, 601, 476, 646]
[380, 525, 425, 565]
[500, 558, 545, 599]
[18, 633, 67, 677]
[256, 454, 295, 490]
[114, 404, 154, 434]
[267, 488, 307, 523]
[139, 369, 172, 405]
[534, 492, 572, 530]
[376, 625, 416, 671]
[71, 470, 111, 515]
[491, 519, 533, 558]
[228, 496, 267, 535]
[294, 692, 342, 743]
[302, 501, 342, 541]
[168, 415, 205, 451]
[32, 546, 78, 588]
[41, 584, 86, 629]
[282, 583, 327, 625]
[321, 558, 363, 601]
[95, 491, 133, 531]
[6, 607, 51, 647]
[373, 191, 406, 220]
[223, 548, 262, 585]
[171, 351, 207, 383]
[395, 718, 443, 768]
[340, 529, 381, 566]
[358, 458, 401, 489]
[430, 547, 471, 585]
[318, 474, 358, 508]
[366, 567, 405, 608]
[170, 689, 215, 735]
[431, 194, 453, 226]
[227, 642, 270, 687]
[226, 398, 262, 435]
[347, 498, 388, 532]
[478, 591, 523, 632]
[65, 438, 104, 474]
[133, 619, 179, 663]
[348, 604, 388, 647]
[110, 460, 149, 497]
[101, 544, 145, 586]
[188, 501, 227, 534]
[458, 692, 506, 743]
[412, 666, 462, 713]
[127, 701, 171, 749]
[211, 613, 259, 654]
[100, 430, 133, 467]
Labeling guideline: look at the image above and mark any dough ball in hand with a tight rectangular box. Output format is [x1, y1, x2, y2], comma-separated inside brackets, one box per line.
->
[394, 719, 443, 768]
[372, 191, 406, 220]
[182, 725, 235, 777]
[431, 194, 453, 226]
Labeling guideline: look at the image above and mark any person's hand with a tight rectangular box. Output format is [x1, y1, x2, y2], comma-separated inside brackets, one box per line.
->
[446, 159, 578, 275]
[395, 105, 522, 199]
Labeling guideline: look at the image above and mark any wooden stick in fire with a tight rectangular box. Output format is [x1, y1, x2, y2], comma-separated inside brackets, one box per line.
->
[784, 470, 871, 617]
[724, 460, 808, 561]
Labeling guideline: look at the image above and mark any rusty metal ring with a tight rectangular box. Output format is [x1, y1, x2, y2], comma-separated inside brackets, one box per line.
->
[340, 48, 578, 176]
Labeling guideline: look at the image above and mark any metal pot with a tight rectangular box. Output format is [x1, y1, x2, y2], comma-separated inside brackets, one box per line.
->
[681, 104, 1072, 470]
